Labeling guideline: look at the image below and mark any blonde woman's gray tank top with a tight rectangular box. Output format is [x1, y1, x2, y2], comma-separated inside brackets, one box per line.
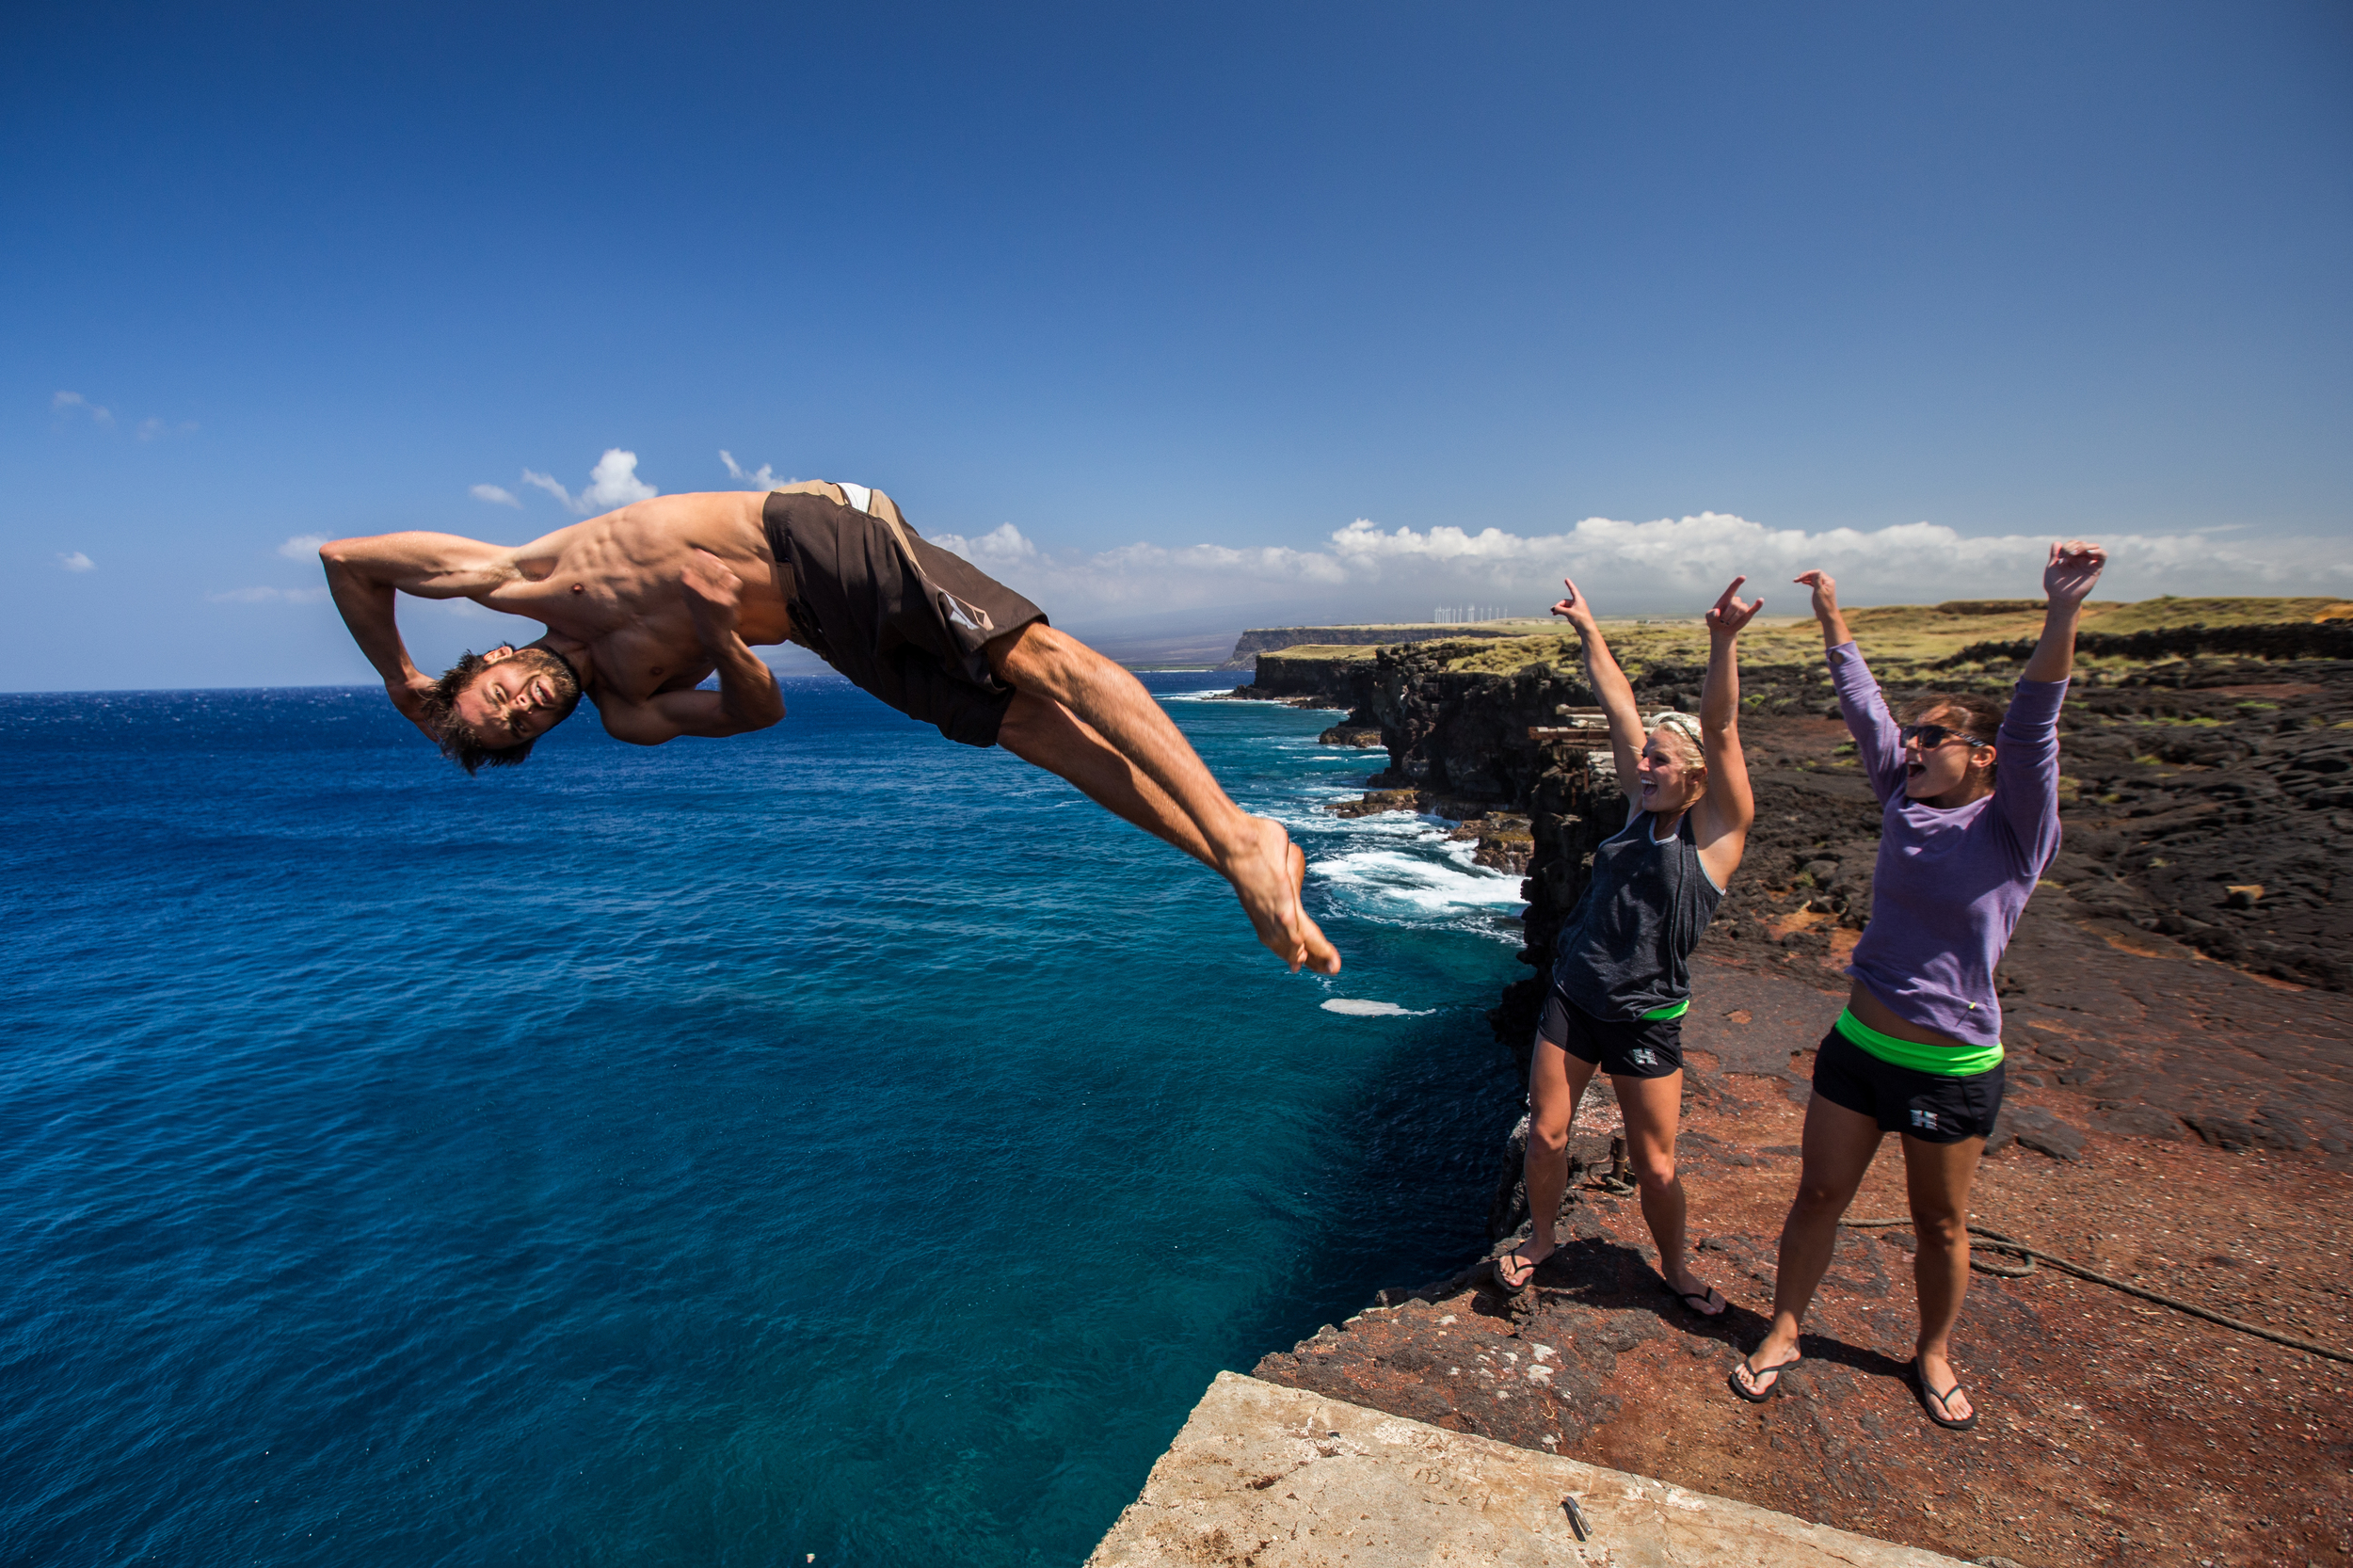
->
[1551, 809, 1724, 1022]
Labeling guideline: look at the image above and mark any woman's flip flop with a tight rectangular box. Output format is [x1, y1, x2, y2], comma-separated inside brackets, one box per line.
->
[1660, 1280, 1727, 1316]
[1910, 1357, 1979, 1431]
[1492, 1248, 1543, 1291]
[1727, 1353, 1800, 1402]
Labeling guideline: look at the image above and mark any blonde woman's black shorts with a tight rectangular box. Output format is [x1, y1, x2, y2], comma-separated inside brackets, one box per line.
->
[1537, 985, 1685, 1080]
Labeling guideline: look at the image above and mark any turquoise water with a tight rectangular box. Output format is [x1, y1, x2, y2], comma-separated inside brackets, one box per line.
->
[0, 676, 1526, 1564]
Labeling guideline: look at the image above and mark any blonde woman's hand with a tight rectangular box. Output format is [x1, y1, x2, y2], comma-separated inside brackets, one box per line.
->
[1551, 575, 1598, 631]
[1707, 576, 1763, 639]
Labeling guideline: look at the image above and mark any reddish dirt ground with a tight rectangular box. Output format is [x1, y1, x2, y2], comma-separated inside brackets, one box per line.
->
[1254, 946, 2353, 1567]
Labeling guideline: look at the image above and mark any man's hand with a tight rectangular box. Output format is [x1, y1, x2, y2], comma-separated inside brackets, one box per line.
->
[2043, 540, 2106, 606]
[1550, 575, 1598, 632]
[681, 549, 744, 641]
[1706, 575, 1763, 640]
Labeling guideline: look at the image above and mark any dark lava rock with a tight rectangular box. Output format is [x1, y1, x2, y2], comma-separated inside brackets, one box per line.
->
[1988, 1105, 2088, 1160]
[2092, 1104, 2188, 1142]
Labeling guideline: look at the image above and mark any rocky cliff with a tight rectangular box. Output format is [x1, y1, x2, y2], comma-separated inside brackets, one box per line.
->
[1228, 600, 2353, 1568]
[1218, 622, 1547, 670]
[1267, 601, 2353, 1032]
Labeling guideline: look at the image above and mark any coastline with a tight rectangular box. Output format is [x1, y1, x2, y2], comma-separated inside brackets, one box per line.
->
[1209, 600, 2353, 1567]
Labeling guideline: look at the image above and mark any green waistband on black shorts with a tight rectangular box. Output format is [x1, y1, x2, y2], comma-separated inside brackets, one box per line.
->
[1833, 1008, 2003, 1077]
[1640, 997, 1691, 1022]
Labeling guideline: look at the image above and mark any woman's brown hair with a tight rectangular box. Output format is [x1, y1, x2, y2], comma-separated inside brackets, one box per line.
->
[1898, 693, 2002, 773]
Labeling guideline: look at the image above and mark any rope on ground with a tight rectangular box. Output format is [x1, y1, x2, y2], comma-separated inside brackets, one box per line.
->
[1840, 1218, 2353, 1366]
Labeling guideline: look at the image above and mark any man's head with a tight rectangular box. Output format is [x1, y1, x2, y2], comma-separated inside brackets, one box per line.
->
[417, 645, 583, 775]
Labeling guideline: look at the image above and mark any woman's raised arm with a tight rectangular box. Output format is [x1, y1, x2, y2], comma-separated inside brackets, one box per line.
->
[1551, 575, 1648, 800]
[1796, 568, 1905, 804]
[2021, 541, 2106, 684]
[1693, 577, 1760, 856]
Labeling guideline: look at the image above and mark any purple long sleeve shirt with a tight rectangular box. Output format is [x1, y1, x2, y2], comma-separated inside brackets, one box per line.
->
[1829, 641, 2068, 1050]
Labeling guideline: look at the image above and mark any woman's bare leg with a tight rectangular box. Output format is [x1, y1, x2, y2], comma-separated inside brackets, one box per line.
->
[1900, 1132, 1988, 1422]
[1501, 1039, 1599, 1287]
[1733, 1094, 1882, 1396]
[1616, 1070, 1721, 1312]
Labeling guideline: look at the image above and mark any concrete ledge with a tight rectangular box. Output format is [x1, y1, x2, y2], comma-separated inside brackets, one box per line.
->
[1088, 1371, 1971, 1567]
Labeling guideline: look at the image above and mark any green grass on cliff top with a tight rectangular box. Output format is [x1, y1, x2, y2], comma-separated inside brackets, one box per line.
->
[1261, 596, 2351, 679]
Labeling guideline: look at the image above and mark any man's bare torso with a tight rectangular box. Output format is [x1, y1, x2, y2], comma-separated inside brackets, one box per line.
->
[479, 488, 809, 704]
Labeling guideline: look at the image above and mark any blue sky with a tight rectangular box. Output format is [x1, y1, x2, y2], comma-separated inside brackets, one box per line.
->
[6, 1, 2349, 689]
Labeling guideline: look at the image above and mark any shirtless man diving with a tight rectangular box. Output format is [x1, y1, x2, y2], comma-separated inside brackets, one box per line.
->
[321, 480, 1340, 974]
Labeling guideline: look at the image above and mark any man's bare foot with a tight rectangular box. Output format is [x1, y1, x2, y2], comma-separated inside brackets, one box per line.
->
[1495, 1236, 1557, 1289]
[1228, 816, 1340, 974]
[1286, 840, 1340, 976]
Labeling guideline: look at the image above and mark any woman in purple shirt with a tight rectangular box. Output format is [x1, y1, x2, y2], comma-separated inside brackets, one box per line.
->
[1728, 541, 2107, 1431]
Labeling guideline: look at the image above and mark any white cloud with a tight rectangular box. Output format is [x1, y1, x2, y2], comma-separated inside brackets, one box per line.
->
[924, 511, 2353, 622]
[52, 391, 113, 426]
[279, 534, 328, 560]
[56, 551, 95, 572]
[519, 470, 574, 506]
[470, 483, 522, 507]
[210, 585, 331, 604]
[720, 450, 792, 489]
[519, 448, 659, 514]
[135, 416, 196, 440]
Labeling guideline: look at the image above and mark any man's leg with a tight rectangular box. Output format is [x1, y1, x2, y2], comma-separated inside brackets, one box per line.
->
[996, 691, 1213, 864]
[986, 623, 1339, 974]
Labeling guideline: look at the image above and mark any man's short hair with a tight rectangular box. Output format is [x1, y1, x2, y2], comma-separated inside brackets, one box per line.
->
[415, 648, 580, 776]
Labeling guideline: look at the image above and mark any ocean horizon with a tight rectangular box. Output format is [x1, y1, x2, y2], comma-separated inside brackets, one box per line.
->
[0, 673, 1528, 1564]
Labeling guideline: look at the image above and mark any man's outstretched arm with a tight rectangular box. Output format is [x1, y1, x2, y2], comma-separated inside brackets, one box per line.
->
[319, 533, 517, 738]
[594, 550, 787, 744]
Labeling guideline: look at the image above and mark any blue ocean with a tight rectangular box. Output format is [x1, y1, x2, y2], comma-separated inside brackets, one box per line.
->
[0, 675, 1526, 1565]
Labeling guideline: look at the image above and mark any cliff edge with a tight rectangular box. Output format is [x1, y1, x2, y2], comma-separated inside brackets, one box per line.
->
[1236, 597, 2353, 1568]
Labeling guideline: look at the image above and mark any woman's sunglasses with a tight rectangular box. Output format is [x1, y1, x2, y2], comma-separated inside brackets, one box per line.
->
[1898, 723, 1989, 750]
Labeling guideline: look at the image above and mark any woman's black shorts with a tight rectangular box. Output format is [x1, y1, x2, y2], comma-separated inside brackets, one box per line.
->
[1810, 1026, 2005, 1144]
[1537, 984, 1684, 1080]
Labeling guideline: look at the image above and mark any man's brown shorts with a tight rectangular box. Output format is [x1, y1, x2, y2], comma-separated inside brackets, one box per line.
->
[761, 485, 1048, 748]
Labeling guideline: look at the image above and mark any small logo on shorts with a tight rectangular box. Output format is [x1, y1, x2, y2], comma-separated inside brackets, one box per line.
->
[1910, 1108, 1942, 1131]
[1629, 1048, 1656, 1066]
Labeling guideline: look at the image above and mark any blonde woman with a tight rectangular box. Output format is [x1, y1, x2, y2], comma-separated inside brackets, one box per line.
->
[1496, 575, 1759, 1315]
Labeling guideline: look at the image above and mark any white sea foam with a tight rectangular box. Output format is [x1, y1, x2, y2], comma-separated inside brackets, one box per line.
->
[1320, 998, 1436, 1017]
[1311, 846, 1523, 914]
